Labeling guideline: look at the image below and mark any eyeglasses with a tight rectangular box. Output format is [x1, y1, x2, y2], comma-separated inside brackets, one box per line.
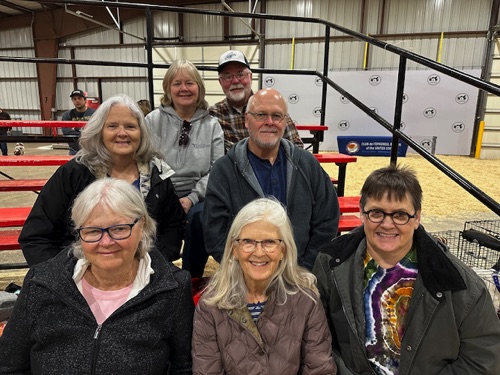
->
[219, 71, 250, 83]
[362, 209, 416, 226]
[179, 120, 192, 147]
[247, 112, 286, 123]
[235, 238, 283, 253]
[77, 218, 141, 243]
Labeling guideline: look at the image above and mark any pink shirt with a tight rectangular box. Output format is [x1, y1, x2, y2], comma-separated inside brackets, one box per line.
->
[82, 278, 133, 325]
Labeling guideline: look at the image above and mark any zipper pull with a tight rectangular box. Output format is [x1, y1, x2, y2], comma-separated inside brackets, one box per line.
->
[93, 325, 102, 339]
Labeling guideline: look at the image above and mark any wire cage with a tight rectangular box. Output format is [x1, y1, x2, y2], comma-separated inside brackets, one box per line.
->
[464, 220, 500, 239]
[459, 220, 500, 270]
[428, 230, 461, 258]
[461, 220, 500, 318]
[431, 224, 500, 318]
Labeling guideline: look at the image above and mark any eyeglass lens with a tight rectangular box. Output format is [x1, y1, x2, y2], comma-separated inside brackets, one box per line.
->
[78, 218, 139, 242]
[220, 71, 249, 82]
[364, 209, 414, 225]
[236, 238, 282, 252]
[248, 112, 285, 122]
[179, 120, 192, 146]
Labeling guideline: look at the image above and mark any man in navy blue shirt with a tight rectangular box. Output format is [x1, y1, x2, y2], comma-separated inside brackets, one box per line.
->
[204, 88, 339, 270]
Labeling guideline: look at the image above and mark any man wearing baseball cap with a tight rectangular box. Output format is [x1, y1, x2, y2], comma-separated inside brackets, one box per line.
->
[209, 50, 303, 153]
[61, 89, 95, 155]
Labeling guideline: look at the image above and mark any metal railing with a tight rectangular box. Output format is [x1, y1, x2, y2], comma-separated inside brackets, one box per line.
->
[2, 0, 499, 216]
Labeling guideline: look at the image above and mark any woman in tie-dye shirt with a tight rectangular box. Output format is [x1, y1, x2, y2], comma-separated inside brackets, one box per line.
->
[313, 164, 500, 375]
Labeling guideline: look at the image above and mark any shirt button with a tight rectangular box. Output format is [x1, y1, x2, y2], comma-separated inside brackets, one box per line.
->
[436, 292, 443, 298]
[406, 345, 412, 351]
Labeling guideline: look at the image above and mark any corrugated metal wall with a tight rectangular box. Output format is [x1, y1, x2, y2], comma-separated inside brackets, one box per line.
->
[264, 0, 491, 70]
[0, 0, 494, 118]
[0, 27, 39, 120]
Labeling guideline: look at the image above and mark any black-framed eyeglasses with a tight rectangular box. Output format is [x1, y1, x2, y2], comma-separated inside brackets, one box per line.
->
[77, 218, 141, 243]
[179, 120, 192, 147]
[362, 209, 416, 226]
[247, 112, 286, 123]
[219, 71, 250, 83]
[235, 238, 283, 253]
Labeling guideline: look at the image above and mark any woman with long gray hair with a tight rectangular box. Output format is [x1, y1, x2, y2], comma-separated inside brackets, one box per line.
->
[19, 94, 185, 266]
[192, 198, 336, 374]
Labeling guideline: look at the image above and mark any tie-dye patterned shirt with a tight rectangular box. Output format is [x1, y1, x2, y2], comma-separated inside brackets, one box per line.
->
[363, 246, 418, 375]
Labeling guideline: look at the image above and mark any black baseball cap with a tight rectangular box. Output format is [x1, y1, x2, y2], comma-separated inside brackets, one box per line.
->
[70, 89, 86, 98]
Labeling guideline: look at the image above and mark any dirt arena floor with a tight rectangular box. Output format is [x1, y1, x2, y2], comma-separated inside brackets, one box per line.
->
[0, 143, 498, 288]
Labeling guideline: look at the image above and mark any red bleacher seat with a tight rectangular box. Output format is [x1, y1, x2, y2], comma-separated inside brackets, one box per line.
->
[0, 179, 48, 192]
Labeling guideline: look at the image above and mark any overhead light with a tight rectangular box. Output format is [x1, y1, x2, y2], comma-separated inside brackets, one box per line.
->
[75, 10, 93, 18]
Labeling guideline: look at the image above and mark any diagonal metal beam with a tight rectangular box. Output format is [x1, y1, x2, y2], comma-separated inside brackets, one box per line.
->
[0, 0, 34, 14]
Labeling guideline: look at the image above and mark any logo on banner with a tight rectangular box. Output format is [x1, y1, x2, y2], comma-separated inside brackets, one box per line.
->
[427, 74, 440, 85]
[369, 75, 381, 86]
[452, 122, 465, 133]
[338, 120, 350, 131]
[314, 77, 323, 86]
[346, 141, 360, 154]
[421, 139, 433, 149]
[423, 107, 436, 118]
[340, 95, 350, 104]
[264, 77, 275, 87]
[313, 107, 322, 117]
[455, 93, 469, 104]
[288, 94, 299, 104]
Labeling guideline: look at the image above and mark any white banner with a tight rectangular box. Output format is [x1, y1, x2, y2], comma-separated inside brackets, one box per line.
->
[263, 69, 480, 155]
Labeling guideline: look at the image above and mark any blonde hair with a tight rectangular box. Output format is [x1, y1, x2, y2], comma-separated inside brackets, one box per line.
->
[160, 59, 208, 109]
[202, 198, 318, 310]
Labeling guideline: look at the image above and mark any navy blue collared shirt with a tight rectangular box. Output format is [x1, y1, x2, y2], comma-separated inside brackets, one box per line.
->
[247, 146, 287, 205]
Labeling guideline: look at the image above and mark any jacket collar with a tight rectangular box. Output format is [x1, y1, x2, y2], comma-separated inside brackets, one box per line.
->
[323, 225, 466, 295]
[31, 249, 181, 301]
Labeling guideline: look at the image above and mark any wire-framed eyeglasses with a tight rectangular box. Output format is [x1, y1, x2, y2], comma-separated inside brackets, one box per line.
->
[179, 120, 192, 147]
[235, 238, 283, 253]
[77, 218, 141, 243]
[247, 112, 286, 123]
[219, 71, 250, 83]
[362, 209, 416, 225]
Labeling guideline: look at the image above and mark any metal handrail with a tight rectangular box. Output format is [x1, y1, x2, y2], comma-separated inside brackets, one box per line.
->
[8, 0, 499, 216]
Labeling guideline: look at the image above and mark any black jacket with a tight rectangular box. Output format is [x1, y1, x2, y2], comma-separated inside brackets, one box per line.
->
[19, 158, 185, 265]
[0, 249, 194, 374]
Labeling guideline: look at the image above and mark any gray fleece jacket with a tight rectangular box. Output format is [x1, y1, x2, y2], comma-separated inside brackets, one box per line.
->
[145, 105, 223, 205]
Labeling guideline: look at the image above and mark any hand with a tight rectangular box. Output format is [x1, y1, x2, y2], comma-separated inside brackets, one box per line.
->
[179, 197, 193, 214]
[6, 130, 11, 136]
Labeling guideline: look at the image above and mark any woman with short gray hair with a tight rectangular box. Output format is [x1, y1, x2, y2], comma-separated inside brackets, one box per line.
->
[1, 178, 194, 374]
